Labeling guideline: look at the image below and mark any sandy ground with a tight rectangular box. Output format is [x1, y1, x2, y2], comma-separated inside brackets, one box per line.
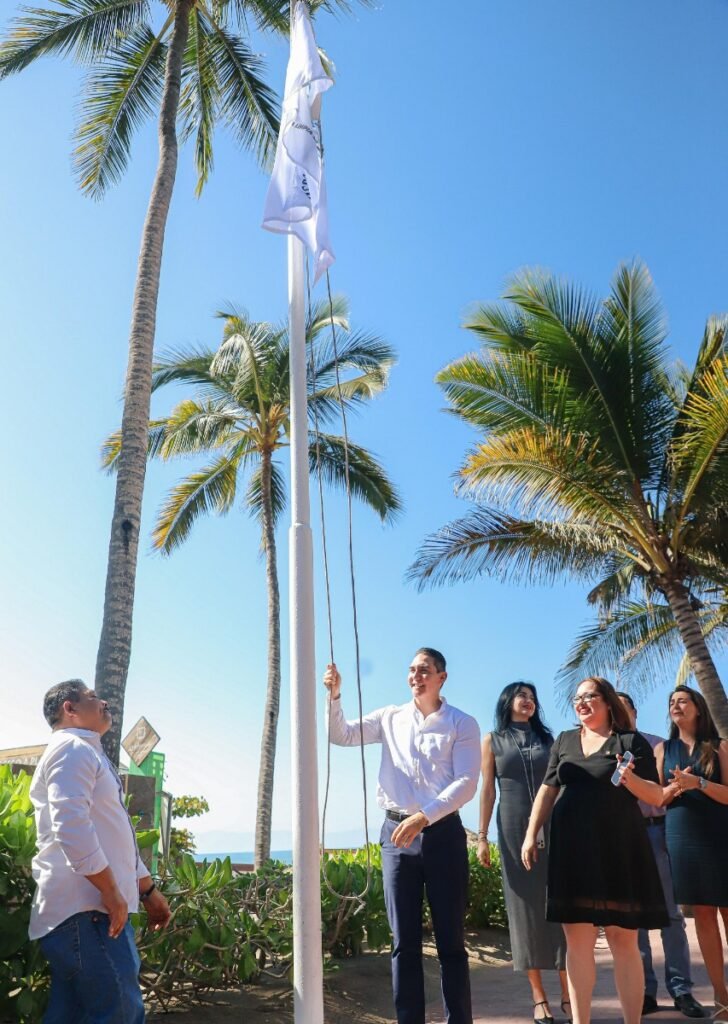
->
[147, 919, 715, 1024]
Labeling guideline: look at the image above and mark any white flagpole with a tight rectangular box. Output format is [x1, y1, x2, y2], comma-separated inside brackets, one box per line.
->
[288, 224, 325, 1022]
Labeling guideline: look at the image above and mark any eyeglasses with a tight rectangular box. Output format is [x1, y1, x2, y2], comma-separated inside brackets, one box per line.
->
[572, 693, 601, 706]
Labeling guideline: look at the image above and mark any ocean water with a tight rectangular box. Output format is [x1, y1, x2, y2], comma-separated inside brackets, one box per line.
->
[195, 849, 293, 865]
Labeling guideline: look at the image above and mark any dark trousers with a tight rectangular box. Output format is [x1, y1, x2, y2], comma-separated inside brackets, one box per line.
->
[381, 814, 472, 1024]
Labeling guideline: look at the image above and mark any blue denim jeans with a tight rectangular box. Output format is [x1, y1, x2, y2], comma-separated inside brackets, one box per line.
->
[638, 822, 693, 999]
[39, 911, 145, 1024]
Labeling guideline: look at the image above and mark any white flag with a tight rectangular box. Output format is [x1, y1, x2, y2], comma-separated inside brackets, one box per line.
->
[262, 1, 334, 284]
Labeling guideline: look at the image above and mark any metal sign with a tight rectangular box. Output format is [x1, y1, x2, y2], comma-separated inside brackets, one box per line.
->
[122, 717, 160, 767]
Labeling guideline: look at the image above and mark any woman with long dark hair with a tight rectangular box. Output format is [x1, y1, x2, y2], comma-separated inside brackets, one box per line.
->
[658, 685, 728, 1020]
[478, 682, 568, 1023]
[521, 676, 670, 1024]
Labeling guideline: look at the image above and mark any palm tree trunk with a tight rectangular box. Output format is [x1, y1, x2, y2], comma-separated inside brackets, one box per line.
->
[254, 448, 282, 868]
[661, 577, 728, 736]
[95, 0, 194, 763]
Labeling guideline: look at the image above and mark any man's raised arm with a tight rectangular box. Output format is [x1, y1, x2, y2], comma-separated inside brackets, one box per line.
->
[323, 662, 385, 746]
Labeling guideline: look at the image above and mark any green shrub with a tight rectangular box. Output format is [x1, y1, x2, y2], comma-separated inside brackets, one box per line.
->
[0, 767, 49, 1024]
[466, 843, 507, 929]
[2, 770, 507, 1019]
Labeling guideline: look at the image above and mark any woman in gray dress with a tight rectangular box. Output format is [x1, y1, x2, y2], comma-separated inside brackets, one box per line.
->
[478, 682, 568, 1023]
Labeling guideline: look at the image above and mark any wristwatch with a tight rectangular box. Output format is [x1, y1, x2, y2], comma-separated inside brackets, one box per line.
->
[698, 777, 709, 792]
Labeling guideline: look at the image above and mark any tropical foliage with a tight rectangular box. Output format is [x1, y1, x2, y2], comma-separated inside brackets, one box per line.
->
[102, 296, 401, 865]
[409, 261, 728, 734]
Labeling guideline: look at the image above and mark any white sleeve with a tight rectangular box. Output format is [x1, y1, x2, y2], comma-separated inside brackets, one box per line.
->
[325, 698, 385, 746]
[44, 741, 109, 876]
[421, 714, 481, 824]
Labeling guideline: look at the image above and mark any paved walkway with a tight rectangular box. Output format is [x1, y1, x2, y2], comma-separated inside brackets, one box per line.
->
[426, 920, 715, 1024]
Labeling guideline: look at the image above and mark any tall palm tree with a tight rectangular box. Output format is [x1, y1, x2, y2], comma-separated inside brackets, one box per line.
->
[102, 295, 401, 865]
[0, 0, 361, 762]
[408, 261, 728, 736]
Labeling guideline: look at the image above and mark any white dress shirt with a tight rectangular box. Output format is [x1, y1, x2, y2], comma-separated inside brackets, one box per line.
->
[327, 696, 481, 824]
[29, 728, 147, 939]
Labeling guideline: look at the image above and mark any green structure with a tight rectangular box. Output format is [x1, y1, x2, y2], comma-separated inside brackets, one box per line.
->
[128, 751, 165, 873]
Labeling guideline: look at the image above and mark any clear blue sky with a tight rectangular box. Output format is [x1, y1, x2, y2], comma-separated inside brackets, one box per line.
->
[2, 0, 728, 850]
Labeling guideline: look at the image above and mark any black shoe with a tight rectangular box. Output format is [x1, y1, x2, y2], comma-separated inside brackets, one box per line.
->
[674, 994, 707, 1018]
[534, 1001, 555, 1024]
[642, 995, 660, 1016]
[560, 999, 572, 1023]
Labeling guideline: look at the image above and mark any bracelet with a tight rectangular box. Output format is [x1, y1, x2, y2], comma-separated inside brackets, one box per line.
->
[140, 882, 156, 902]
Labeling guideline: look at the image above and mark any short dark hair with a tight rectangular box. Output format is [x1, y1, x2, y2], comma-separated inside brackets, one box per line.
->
[615, 691, 636, 713]
[414, 647, 446, 673]
[43, 679, 87, 727]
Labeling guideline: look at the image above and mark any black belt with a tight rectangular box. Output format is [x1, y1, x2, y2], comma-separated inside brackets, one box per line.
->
[645, 816, 666, 827]
[385, 809, 459, 830]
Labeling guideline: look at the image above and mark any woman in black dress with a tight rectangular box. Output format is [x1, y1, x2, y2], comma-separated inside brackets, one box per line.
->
[657, 686, 728, 1021]
[478, 683, 567, 1024]
[521, 677, 670, 1024]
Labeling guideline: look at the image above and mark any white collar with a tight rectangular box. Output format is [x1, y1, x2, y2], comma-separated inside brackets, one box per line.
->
[54, 727, 103, 749]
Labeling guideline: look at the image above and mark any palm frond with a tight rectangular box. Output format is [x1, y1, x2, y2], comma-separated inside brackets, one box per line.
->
[557, 598, 728, 709]
[0, 0, 150, 77]
[310, 329, 396, 384]
[100, 418, 168, 471]
[308, 370, 389, 423]
[407, 508, 615, 591]
[152, 452, 241, 553]
[152, 347, 226, 395]
[460, 428, 642, 546]
[156, 398, 242, 458]
[671, 357, 728, 524]
[437, 349, 588, 435]
[205, 17, 278, 169]
[598, 260, 673, 482]
[180, 8, 220, 196]
[309, 433, 401, 523]
[556, 600, 684, 707]
[74, 23, 167, 196]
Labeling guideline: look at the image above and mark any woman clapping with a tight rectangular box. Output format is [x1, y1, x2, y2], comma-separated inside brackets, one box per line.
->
[658, 686, 728, 1021]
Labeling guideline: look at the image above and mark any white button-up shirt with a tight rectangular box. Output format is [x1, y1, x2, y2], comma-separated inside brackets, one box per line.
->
[327, 696, 481, 824]
[29, 728, 147, 939]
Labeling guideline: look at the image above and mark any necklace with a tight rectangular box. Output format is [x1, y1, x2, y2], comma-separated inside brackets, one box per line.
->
[508, 728, 545, 849]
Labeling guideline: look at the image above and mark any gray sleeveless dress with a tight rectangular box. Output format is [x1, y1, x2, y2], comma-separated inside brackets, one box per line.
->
[491, 724, 566, 971]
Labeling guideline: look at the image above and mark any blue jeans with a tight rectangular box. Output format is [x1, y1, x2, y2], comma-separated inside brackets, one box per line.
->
[638, 822, 693, 999]
[39, 911, 145, 1024]
[381, 814, 472, 1024]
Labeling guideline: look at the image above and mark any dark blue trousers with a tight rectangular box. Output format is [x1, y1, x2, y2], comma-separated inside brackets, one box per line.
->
[381, 814, 472, 1024]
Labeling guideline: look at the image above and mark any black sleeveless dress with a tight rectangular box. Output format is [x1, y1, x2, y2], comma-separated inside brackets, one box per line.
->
[543, 728, 668, 929]
[491, 725, 566, 971]
[663, 737, 728, 906]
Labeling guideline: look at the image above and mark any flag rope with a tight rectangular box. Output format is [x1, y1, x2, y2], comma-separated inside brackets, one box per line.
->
[305, 256, 372, 908]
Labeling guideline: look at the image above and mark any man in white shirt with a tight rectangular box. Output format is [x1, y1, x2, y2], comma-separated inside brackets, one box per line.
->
[324, 647, 481, 1024]
[616, 692, 705, 1019]
[30, 680, 171, 1023]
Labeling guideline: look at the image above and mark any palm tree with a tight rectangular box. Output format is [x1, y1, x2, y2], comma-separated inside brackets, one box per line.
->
[556, 580, 728, 707]
[102, 295, 401, 865]
[408, 261, 728, 736]
[0, 0, 361, 762]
